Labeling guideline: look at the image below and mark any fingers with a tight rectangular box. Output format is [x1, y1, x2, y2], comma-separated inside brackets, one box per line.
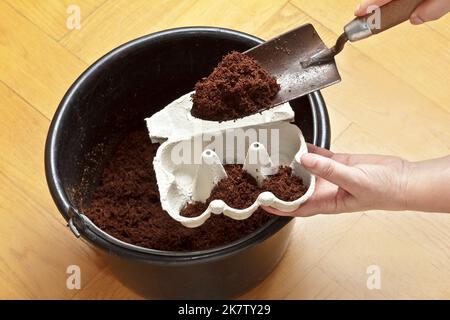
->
[410, 0, 450, 24]
[355, 0, 392, 16]
[263, 184, 346, 217]
[263, 201, 321, 217]
[263, 206, 292, 216]
[306, 143, 334, 158]
[355, 0, 450, 23]
[300, 153, 364, 194]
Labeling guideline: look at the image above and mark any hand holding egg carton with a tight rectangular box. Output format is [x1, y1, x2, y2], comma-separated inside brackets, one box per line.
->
[146, 92, 315, 227]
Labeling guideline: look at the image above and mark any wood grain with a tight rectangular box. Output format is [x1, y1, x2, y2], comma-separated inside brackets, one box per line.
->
[60, 0, 288, 64]
[0, 0, 449, 299]
[239, 213, 363, 299]
[0, 1, 87, 119]
[292, 0, 450, 112]
[317, 214, 450, 299]
[0, 170, 105, 299]
[5, 0, 104, 40]
[72, 267, 143, 300]
[285, 267, 357, 300]
[0, 82, 63, 222]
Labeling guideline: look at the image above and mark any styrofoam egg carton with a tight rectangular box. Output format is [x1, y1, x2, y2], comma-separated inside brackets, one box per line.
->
[153, 121, 315, 228]
[145, 91, 295, 143]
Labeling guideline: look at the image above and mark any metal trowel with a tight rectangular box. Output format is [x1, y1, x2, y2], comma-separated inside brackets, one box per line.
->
[245, 0, 422, 106]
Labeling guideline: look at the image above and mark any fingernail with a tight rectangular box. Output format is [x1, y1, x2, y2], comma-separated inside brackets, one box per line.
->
[410, 14, 424, 25]
[300, 153, 318, 168]
[355, 4, 362, 15]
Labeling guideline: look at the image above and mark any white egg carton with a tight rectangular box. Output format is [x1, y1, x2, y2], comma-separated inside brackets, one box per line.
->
[152, 121, 315, 228]
[146, 91, 295, 143]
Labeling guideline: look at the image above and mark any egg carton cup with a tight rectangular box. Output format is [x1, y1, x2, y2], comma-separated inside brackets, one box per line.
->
[145, 91, 294, 143]
[153, 121, 315, 228]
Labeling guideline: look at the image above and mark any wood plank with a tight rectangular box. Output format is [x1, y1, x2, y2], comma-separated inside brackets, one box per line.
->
[5, 0, 104, 40]
[427, 15, 450, 40]
[318, 122, 450, 299]
[317, 215, 450, 299]
[366, 211, 450, 265]
[0, 1, 87, 119]
[0, 173, 105, 299]
[0, 82, 65, 224]
[322, 46, 450, 160]
[254, 1, 334, 43]
[324, 105, 352, 144]
[72, 267, 143, 299]
[60, 0, 200, 64]
[239, 213, 362, 299]
[291, 0, 450, 112]
[332, 123, 398, 156]
[285, 267, 358, 299]
[0, 84, 105, 299]
[60, 0, 288, 64]
[173, 0, 289, 37]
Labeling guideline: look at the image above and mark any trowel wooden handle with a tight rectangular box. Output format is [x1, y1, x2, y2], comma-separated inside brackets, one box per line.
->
[345, 0, 423, 41]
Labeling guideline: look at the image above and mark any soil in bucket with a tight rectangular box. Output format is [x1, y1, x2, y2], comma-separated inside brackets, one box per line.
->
[83, 129, 307, 252]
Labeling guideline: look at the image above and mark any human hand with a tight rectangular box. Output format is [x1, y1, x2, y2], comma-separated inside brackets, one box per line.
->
[264, 144, 410, 217]
[355, 0, 450, 25]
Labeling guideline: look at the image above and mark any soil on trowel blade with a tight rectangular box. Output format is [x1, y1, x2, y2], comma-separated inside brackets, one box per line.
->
[191, 51, 280, 121]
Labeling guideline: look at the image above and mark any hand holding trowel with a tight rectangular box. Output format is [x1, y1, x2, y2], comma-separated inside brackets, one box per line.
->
[245, 0, 423, 106]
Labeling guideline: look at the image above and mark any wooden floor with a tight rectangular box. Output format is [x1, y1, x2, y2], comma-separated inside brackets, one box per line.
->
[1, 0, 449, 299]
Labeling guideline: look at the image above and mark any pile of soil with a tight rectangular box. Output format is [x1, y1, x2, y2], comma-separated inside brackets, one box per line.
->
[181, 165, 307, 218]
[83, 130, 274, 252]
[181, 165, 261, 217]
[191, 51, 280, 121]
[262, 166, 307, 202]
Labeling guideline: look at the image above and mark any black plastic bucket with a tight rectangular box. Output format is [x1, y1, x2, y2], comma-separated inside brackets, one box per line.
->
[45, 27, 331, 299]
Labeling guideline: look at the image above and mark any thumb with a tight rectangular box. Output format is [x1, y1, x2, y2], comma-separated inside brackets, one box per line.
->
[300, 153, 364, 194]
[355, 0, 392, 16]
[410, 0, 450, 25]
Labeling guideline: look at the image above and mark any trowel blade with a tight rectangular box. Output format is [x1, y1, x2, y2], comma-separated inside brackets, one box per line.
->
[245, 23, 341, 106]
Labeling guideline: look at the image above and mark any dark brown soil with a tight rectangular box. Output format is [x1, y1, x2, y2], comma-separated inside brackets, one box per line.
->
[83, 129, 275, 252]
[181, 165, 307, 218]
[191, 51, 280, 121]
[181, 165, 260, 217]
[262, 166, 308, 202]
